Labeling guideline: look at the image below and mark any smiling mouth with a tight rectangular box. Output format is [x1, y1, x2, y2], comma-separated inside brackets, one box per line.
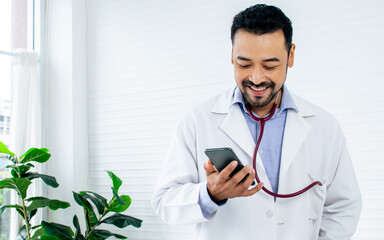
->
[249, 85, 268, 91]
[246, 84, 270, 97]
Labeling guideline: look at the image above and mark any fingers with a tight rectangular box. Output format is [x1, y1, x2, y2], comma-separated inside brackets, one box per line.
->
[225, 164, 252, 185]
[205, 160, 263, 201]
[242, 167, 256, 186]
[240, 181, 264, 197]
[219, 160, 239, 179]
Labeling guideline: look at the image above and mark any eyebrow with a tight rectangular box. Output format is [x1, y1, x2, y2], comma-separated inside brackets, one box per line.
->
[236, 56, 280, 62]
[263, 57, 280, 62]
[237, 56, 252, 61]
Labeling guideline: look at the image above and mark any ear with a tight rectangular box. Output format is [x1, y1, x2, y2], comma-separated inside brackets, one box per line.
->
[288, 44, 295, 68]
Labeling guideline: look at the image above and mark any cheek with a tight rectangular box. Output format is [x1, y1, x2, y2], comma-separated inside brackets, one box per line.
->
[269, 69, 287, 85]
[233, 70, 244, 82]
[233, 68, 249, 81]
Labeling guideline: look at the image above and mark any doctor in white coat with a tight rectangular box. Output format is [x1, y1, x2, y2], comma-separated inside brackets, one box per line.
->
[152, 4, 361, 240]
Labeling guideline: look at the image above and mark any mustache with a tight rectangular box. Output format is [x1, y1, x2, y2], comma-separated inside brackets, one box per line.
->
[242, 79, 275, 88]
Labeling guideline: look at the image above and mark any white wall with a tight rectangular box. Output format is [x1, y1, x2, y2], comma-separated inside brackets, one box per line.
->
[45, 0, 384, 239]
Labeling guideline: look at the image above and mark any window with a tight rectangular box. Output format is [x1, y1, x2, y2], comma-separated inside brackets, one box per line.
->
[0, 0, 12, 236]
[0, 0, 39, 238]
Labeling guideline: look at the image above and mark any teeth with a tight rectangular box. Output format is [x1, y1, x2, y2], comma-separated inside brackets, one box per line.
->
[250, 86, 267, 91]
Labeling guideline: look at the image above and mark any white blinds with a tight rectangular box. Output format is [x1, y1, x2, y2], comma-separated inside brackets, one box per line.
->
[86, 1, 384, 239]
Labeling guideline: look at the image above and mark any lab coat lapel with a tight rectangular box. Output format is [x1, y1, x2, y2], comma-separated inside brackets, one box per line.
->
[279, 108, 311, 180]
[210, 88, 255, 159]
[220, 105, 255, 159]
[211, 88, 256, 159]
[219, 106, 271, 184]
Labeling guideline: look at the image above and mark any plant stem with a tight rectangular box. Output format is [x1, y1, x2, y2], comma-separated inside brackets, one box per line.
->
[15, 157, 31, 240]
[21, 198, 31, 240]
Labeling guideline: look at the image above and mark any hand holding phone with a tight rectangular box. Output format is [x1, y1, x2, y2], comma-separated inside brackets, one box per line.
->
[203, 147, 261, 203]
[204, 148, 255, 185]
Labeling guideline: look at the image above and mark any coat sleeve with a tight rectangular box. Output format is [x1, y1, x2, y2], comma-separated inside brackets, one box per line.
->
[151, 110, 208, 224]
[319, 138, 362, 239]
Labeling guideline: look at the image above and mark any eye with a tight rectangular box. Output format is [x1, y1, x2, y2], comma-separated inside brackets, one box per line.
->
[238, 63, 251, 69]
[264, 65, 277, 70]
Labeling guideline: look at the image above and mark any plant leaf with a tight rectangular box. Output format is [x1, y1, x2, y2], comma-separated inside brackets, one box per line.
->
[112, 188, 125, 205]
[73, 192, 93, 212]
[28, 209, 38, 221]
[20, 147, 48, 160]
[24, 172, 59, 188]
[41, 221, 74, 240]
[0, 141, 15, 157]
[11, 169, 19, 178]
[5, 164, 17, 169]
[19, 148, 35, 160]
[31, 227, 45, 240]
[0, 204, 24, 216]
[83, 208, 99, 232]
[73, 192, 98, 227]
[40, 235, 62, 240]
[101, 213, 142, 228]
[106, 171, 122, 192]
[6, 164, 32, 176]
[26, 197, 70, 212]
[0, 177, 31, 198]
[79, 191, 107, 205]
[90, 229, 127, 239]
[32, 225, 41, 230]
[19, 165, 32, 176]
[20, 148, 51, 164]
[79, 192, 106, 214]
[73, 215, 85, 240]
[109, 195, 131, 213]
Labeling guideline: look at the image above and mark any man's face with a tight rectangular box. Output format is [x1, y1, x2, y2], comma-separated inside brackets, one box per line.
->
[231, 29, 295, 113]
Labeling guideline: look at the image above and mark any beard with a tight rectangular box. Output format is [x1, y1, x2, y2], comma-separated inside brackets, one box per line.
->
[241, 79, 281, 108]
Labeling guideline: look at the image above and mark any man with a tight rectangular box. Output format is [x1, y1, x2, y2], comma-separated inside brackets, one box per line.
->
[152, 4, 361, 240]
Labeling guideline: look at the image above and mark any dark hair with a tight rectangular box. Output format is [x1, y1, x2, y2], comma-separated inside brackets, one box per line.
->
[231, 4, 293, 51]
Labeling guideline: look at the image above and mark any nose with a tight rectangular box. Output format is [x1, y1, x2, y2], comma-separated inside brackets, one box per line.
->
[250, 67, 265, 85]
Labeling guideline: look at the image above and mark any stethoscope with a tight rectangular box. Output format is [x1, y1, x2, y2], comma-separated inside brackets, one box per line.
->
[246, 90, 322, 198]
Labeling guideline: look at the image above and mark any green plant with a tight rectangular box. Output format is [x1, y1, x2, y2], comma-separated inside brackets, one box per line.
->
[41, 171, 143, 240]
[0, 141, 70, 239]
[0, 141, 142, 239]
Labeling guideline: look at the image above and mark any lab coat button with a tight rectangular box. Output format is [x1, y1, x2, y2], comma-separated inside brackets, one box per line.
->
[259, 149, 263, 154]
[266, 210, 274, 218]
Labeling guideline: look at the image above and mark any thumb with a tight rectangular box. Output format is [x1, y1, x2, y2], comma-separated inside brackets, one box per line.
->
[204, 160, 218, 175]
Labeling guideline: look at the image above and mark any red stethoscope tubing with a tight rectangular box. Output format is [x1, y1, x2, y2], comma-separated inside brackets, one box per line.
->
[246, 95, 322, 198]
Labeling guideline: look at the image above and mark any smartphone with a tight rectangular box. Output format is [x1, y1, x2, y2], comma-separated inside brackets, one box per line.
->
[204, 147, 255, 185]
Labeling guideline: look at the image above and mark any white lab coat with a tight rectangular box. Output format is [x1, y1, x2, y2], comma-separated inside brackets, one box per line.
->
[152, 87, 362, 240]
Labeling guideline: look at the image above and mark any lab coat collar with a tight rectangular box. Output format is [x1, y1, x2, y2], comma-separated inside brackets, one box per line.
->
[231, 85, 299, 117]
[211, 86, 315, 117]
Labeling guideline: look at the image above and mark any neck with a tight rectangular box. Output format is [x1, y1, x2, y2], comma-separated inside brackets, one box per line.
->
[250, 89, 282, 118]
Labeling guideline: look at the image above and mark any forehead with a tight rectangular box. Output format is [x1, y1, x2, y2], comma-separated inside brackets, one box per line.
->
[232, 29, 287, 59]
